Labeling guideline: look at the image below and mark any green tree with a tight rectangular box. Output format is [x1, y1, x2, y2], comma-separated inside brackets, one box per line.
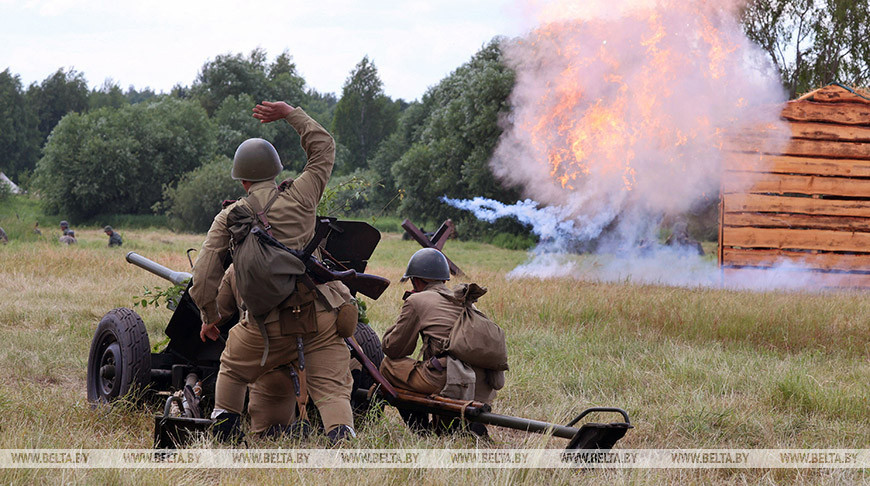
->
[331, 56, 399, 173]
[26, 68, 89, 140]
[267, 50, 307, 103]
[33, 98, 217, 218]
[89, 79, 128, 110]
[213, 93, 269, 159]
[192, 49, 271, 116]
[366, 102, 426, 210]
[265, 51, 315, 171]
[125, 85, 157, 104]
[742, 0, 870, 97]
[158, 155, 244, 232]
[392, 40, 520, 226]
[212, 93, 311, 173]
[191, 48, 310, 116]
[304, 89, 338, 128]
[0, 69, 40, 181]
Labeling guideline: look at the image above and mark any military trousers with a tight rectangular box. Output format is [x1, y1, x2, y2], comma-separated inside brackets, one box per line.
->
[380, 356, 499, 404]
[215, 308, 354, 434]
[380, 357, 444, 395]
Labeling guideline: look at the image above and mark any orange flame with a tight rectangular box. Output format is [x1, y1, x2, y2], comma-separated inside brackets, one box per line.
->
[515, 2, 751, 197]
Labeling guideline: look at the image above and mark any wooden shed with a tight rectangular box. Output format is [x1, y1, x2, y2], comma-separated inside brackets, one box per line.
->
[719, 84, 870, 287]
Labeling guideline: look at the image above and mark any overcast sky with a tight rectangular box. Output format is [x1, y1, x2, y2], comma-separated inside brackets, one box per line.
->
[0, 0, 535, 101]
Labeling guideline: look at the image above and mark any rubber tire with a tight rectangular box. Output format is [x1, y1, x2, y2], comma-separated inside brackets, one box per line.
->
[349, 322, 385, 417]
[87, 308, 151, 405]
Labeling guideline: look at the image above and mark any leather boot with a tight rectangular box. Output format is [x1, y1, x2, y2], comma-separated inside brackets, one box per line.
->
[326, 424, 356, 444]
[262, 420, 314, 440]
[212, 412, 244, 444]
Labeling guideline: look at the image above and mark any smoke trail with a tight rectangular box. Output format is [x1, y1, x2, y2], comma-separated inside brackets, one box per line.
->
[441, 196, 617, 245]
[445, 195, 831, 289]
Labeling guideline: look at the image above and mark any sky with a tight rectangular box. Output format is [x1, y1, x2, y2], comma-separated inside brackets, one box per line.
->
[0, 0, 535, 101]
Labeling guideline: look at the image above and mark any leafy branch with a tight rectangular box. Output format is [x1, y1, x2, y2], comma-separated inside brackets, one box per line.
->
[133, 279, 189, 310]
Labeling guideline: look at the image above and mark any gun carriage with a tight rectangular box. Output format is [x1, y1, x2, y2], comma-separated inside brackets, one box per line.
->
[87, 218, 631, 451]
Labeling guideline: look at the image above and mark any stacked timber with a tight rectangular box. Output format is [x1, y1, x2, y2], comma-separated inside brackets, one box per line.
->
[719, 84, 870, 288]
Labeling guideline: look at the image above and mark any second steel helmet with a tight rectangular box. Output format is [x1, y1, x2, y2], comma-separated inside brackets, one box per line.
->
[402, 248, 450, 282]
[231, 138, 282, 182]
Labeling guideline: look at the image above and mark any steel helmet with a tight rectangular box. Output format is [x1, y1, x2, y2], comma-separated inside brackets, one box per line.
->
[402, 248, 450, 282]
[231, 138, 282, 182]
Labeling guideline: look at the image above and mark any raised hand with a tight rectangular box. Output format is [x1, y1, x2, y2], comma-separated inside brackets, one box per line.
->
[252, 101, 294, 123]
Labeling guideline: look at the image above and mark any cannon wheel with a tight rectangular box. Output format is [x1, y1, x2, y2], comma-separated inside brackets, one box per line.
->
[350, 321, 385, 418]
[87, 308, 151, 405]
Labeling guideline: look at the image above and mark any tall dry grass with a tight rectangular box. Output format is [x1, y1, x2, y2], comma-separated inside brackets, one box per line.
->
[0, 230, 868, 485]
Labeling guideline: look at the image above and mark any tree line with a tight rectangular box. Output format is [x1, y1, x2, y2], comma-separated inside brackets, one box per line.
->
[1, 0, 868, 241]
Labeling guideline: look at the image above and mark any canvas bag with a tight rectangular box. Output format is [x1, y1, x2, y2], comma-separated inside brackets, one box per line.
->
[445, 283, 509, 371]
[226, 193, 307, 365]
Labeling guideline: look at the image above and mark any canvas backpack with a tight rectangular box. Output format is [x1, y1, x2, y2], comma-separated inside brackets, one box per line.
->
[445, 283, 509, 371]
[226, 192, 307, 365]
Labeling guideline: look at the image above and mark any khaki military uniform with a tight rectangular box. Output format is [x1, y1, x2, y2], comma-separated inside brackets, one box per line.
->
[214, 266, 297, 434]
[380, 282, 498, 404]
[190, 108, 354, 434]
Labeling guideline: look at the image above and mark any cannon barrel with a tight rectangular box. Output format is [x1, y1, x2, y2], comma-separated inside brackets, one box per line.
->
[126, 252, 192, 285]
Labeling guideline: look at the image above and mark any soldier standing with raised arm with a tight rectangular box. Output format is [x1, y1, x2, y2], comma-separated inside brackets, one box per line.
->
[191, 101, 355, 443]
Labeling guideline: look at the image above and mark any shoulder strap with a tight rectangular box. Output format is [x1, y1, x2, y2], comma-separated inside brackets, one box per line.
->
[245, 192, 280, 237]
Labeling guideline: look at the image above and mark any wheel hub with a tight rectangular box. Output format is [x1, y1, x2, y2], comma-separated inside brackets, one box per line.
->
[99, 342, 122, 397]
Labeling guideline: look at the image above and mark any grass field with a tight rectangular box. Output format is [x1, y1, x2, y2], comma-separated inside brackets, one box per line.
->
[0, 223, 868, 484]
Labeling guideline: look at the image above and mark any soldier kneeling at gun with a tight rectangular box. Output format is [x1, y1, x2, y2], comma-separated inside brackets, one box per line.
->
[380, 248, 508, 438]
[208, 264, 358, 439]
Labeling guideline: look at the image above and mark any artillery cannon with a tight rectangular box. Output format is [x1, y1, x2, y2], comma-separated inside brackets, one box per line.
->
[87, 218, 388, 446]
[126, 251, 192, 285]
[88, 218, 631, 451]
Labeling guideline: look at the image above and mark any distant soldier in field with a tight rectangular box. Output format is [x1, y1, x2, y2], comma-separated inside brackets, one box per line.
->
[0, 227, 8, 244]
[104, 226, 123, 247]
[380, 248, 506, 436]
[665, 221, 704, 256]
[58, 221, 77, 245]
[33, 222, 41, 235]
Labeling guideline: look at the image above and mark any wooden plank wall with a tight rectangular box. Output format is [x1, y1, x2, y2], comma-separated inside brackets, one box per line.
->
[719, 84, 870, 287]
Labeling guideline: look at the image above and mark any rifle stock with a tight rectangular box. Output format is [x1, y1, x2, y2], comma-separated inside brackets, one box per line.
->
[345, 336, 397, 399]
[252, 227, 391, 300]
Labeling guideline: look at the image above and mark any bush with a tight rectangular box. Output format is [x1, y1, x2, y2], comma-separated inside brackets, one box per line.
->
[0, 180, 10, 201]
[486, 232, 537, 250]
[90, 213, 168, 229]
[368, 216, 403, 234]
[33, 97, 217, 219]
[158, 156, 244, 233]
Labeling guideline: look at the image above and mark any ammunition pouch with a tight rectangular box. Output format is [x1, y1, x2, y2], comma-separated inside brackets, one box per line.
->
[277, 282, 318, 337]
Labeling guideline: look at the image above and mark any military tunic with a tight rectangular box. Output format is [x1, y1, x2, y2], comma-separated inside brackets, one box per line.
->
[380, 282, 498, 403]
[107, 232, 122, 247]
[190, 108, 354, 433]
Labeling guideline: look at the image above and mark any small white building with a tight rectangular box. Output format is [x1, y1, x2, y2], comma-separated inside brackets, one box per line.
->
[0, 172, 22, 194]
